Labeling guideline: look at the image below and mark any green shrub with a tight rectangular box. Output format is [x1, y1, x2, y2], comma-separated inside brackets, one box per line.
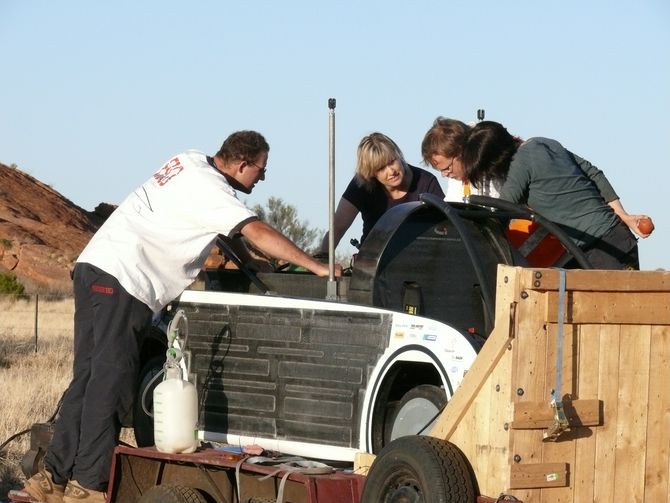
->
[0, 272, 25, 295]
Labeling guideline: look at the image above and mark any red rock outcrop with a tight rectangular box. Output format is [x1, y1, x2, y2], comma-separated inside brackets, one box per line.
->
[0, 163, 109, 293]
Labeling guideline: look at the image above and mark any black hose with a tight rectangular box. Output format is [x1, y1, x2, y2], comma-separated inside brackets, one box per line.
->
[419, 193, 497, 330]
[215, 235, 271, 293]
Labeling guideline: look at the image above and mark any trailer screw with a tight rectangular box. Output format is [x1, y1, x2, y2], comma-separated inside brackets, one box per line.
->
[495, 384, 500, 392]
[507, 343, 513, 350]
[514, 454, 522, 463]
[534, 271, 542, 279]
[533, 280, 541, 287]
[516, 388, 525, 396]
[504, 276, 509, 283]
[504, 423, 509, 431]
[520, 291, 528, 299]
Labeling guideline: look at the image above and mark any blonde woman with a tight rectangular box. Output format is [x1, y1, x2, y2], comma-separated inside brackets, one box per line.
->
[319, 132, 444, 253]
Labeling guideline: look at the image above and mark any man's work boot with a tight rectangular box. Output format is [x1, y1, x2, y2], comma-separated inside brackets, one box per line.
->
[14, 469, 66, 503]
[62, 480, 107, 503]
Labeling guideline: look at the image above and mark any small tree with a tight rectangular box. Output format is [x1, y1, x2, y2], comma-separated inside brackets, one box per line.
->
[252, 197, 321, 252]
[0, 272, 25, 296]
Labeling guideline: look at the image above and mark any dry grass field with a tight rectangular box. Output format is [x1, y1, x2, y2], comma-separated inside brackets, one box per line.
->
[0, 297, 135, 499]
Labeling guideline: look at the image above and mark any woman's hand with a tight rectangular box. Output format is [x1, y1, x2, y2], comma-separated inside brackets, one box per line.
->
[608, 199, 654, 238]
[634, 215, 655, 238]
[619, 212, 654, 238]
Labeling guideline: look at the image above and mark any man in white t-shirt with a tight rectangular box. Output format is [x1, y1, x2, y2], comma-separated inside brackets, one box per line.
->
[21, 131, 339, 503]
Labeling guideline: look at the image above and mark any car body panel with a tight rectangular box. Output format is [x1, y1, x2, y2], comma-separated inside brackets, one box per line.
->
[172, 290, 477, 461]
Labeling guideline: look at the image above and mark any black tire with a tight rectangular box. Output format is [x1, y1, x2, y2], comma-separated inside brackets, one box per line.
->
[361, 436, 475, 503]
[388, 384, 447, 442]
[133, 355, 165, 447]
[138, 485, 207, 503]
[381, 399, 400, 447]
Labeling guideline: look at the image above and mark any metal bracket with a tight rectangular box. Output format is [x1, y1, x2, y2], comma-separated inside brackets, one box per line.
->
[544, 399, 570, 441]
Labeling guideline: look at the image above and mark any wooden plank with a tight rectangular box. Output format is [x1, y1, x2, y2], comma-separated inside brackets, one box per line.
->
[482, 342, 514, 496]
[539, 323, 577, 503]
[593, 324, 621, 503]
[457, 343, 515, 497]
[509, 463, 568, 489]
[447, 372, 492, 481]
[545, 291, 670, 325]
[461, 371, 494, 486]
[511, 292, 550, 403]
[643, 326, 670, 503]
[521, 268, 670, 292]
[511, 399, 601, 429]
[430, 311, 514, 439]
[508, 288, 548, 502]
[572, 324, 600, 503]
[613, 325, 651, 502]
[353, 452, 375, 476]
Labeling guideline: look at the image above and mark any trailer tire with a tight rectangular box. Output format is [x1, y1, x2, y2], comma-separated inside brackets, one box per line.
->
[133, 355, 165, 447]
[361, 436, 475, 503]
[388, 384, 447, 441]
[138, 485, 207, 503]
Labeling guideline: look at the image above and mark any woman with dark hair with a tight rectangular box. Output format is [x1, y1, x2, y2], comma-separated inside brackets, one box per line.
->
[458, 120, 652, 269]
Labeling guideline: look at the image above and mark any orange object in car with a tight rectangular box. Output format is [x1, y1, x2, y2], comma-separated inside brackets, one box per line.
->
[507, 219, 567, 267]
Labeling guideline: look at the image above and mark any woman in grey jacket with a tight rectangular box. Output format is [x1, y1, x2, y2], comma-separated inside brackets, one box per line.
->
[458, 121, 651, 269]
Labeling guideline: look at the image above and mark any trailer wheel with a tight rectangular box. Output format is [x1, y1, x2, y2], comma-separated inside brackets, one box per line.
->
[133, 355, 165, 447]
[138, 484, 207, 503]
[388, 384, 447, 442]
[361, 436, 475, 503]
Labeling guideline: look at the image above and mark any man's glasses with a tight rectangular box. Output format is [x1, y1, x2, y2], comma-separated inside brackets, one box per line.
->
[439, 159, 454, 174]
[248, 161, 267, 175]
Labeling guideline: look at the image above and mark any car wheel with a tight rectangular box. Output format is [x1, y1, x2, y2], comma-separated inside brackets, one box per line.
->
[133, 355, 165, 447]
[388, 384, 447, 442]
[361, 436, 475, 503]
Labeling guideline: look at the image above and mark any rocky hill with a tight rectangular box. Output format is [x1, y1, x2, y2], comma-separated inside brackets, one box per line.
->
[0, 163, 115, 293]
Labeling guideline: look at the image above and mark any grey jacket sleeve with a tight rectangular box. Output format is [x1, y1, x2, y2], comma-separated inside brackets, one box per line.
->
[499, 159, 530, 204]
[571, 152, 619, 202]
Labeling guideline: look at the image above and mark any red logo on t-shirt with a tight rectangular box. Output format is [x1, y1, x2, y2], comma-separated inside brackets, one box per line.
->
[153, 157, 184, 186]
[91, 284, 114, 295]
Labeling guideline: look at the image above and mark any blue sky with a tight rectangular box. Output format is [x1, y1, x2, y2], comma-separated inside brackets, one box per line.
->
[1, 1, 668, 270]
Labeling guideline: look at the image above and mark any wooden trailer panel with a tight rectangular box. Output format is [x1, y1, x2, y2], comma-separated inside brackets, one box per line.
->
[431, 265, 670, 503]
[646, 327, 670, 501]
[572, 323, 599, 503]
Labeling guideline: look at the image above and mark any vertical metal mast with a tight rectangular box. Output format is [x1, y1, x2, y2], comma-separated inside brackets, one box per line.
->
[326, 98, 338, 300]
